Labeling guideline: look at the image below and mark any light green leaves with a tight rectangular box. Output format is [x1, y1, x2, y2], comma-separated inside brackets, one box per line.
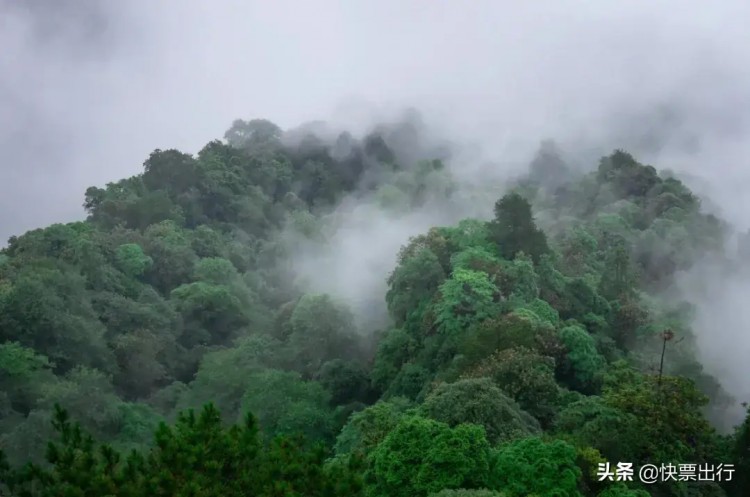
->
[115, 243, 153, 277]
[433, 269, 500, 336]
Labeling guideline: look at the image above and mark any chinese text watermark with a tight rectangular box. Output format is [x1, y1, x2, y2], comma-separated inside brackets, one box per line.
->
[597, 462, 734, 484]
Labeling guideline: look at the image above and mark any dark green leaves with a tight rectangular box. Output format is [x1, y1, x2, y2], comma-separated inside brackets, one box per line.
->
[489, 193, 550, 264]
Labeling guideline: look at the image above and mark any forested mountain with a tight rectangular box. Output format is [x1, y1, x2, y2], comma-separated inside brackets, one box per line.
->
[1, 115, 748, 497]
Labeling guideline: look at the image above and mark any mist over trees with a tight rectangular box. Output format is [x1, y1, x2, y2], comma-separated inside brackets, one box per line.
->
[1, 113, 748, 497]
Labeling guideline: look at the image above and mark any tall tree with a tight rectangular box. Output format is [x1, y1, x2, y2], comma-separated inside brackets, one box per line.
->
[488, 193, 549, 263]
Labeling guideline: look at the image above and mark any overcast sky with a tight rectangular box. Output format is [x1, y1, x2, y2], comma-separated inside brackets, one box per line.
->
[2, 0, 750, 241]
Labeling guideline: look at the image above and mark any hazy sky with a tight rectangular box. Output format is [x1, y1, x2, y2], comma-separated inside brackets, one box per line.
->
[2, 0, 750, 242]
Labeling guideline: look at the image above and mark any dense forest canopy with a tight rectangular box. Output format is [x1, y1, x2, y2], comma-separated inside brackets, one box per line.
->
[1, 113, 749, 497]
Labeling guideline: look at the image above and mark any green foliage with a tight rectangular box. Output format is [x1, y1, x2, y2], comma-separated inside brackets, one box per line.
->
[387, 247, 447, 325]
[37, 367, 124, 436]
[524, 297, 560, 326]
[558, 324, 605, 391]
[170, 281, 249, 346]
[558, 277, 611, 322]
[114, 401, 163, 451]
[238, 368, 336, 444]
[176, 334, 285, 422]
[0, 264, 113, 373]
[607, 296, 649, 348]
[553, 395, 642, 464]
[465, 347, 561, 427]
[433, 268, 501, 335]
[420, 378, 540, 444]
[335, 397, 413, 456]
[287, 293, 361, 377]
[429, 490, 505, 497]
[1, 403, 359, 497]
[115, 243, 153, 277]
[490, 436, 582, 497]
[193, 256, 239, 285]
[597, 236, 637, 301]
[557, 226, 598, 276]
[385, 362, 432, 401]
[446, 219, 495, 252]
[0, 342, 55, 414]
[1, 115, 740, 497]
[224, 118, 282, 150]
[459, 311, 561, 371]
[371, 328, 419, 391]
[364, 416, 492, 497]
[190, 224, 225, 257]
[489, 192, 550, 263]
[596, 150, 656, 198]
[503, 253, 539, 303]
[602, 369, 721, 466]
[112, 328, 172, 399]
[316, 358, 376, 406]
[596, 484, 651, 497]
[450, 247, 501, 272]
[0, 347, 43, 382]
[728, 405, 750, 497]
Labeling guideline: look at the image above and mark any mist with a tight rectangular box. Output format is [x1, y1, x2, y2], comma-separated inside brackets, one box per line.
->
[3, 1, 750, 423]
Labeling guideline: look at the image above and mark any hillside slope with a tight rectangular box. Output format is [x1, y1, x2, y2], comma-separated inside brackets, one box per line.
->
[1, 116, 748, 497]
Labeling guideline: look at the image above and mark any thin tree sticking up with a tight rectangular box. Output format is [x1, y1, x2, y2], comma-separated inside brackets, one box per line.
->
[657, 328, 684, 393]
[657, 329, 674, 389]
